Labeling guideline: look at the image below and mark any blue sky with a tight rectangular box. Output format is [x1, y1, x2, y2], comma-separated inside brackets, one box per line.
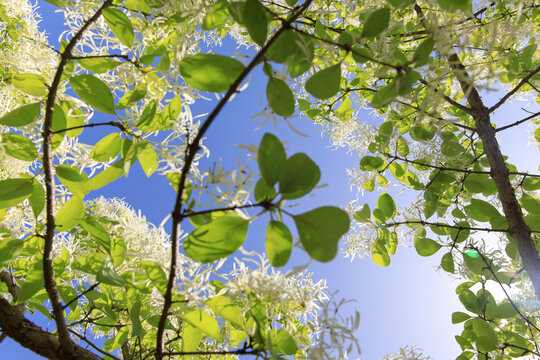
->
[17, 1, 540, 358]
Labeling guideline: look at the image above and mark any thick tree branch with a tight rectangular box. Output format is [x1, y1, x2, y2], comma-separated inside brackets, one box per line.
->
[0, 297, 100, 360]
[155, 1, 314, 358]
[40, 0, 114, 358]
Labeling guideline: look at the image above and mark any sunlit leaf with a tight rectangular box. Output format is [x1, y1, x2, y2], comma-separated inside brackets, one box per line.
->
[70, 74, 115, 114]
[102, 8, 134, 48]
[179, 54, 245, 92]
[0, 102, 41, 127]
[258, 133, 287, 187]
[265, 221, 292, 267]
[305, 64, 341, 99]
[279, 153, 320, 199]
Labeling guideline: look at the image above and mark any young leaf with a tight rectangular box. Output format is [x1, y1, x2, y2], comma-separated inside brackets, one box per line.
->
[179, 54, 245, 92]
[55, 196, 85, 231]
[206, 295, 244, 328]
[353, 204, 371, 223]
[243, 0, 268, 45]
[12, 73, 47, 97]
[184, 215, 249, 262]
[258, 133, 287, 187]
[91, 133, 122, 162]
[102, 8, 135, 48]
[451, 311, 470, 324]
[279, 153, 320, 199]
[181, 309, 221, 340]
[116, 86, 147, 109]
[293, 206, 350, 262]
[361, 8, 391, 38]
[376, 193, 396, 221]
[254, 178, 275, 203]
[265, 221, 293, 267]
[305, 64, 341, 99]
[266, 77, 295, 117]
[0, 102, 41, 127]
[0, 178, 33, 209]
[182, 322, 203, 352]
[70, 74, 115, 114]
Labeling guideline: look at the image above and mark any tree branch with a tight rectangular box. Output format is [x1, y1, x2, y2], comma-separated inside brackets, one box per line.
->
[495, 111, 540, 133]
[383, 220, 522, 234]
[62, 283, 100, 310]
[68, 329, 121, 360]
[52, 121, 126, 134]
[154, 1, 314, 358]
[41, 0, 114, 358]
[489, 65, 540, 113]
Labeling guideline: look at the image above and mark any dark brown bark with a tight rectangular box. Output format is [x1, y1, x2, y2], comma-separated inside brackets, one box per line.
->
[0, 297, 100, 360]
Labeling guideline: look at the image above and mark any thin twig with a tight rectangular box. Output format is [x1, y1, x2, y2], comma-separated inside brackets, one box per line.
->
[489, 65, 540, 113]
[52, 121, 126, 134]
[495, 111, 540, 133]
[68, 329, 122, 360]
[62, 283, 99, 310]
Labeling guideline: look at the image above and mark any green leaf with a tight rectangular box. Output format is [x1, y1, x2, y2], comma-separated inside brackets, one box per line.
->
[438, 0, 471, 12]
[202, 1, 229, 30]
[1, 133, 39, 161]
[293, 206, 350, 262]
[305, 64, 341, 99]
[0, 178, 33, 209]
[287, 33, 314, 78]
[179, 54, 245, 92]
[459, 289, 481, 314]
[268, 329, 297, 355]
[28, 181, 44, 217]
[106, 326, 129, 351]
[414, 236, 441, 257]
[138, 143, 159, 177]
[396, 136, 409, 156]
[353, 204, 371, 223]
[521, 193, 540, 214]
[266, 30, 297, 63]
[77, 57, 122, 73]
[102, 8, 135, 48]
[91, 133, 123, 162]
[441, 252, 455, 273]
[84, 159, 124, 191]
[471, 318, 498, 352]
[182, 322, 203, 352]
[79, 218, 111, 251]
[96, 256, 125, 287]
[0, 239, 24, 267]
[375, 193, 396, 222]
[141, 261, 168, 295]
[452, 312, 470, 324]
[361, 8, 390, 38]
[413, 37, 435, 66]
[449, 221, 470, 243]
[72, 253, 106, 275]
[493, 302, 517, 319]
[116, 86, 147, 109]
[12, 73, 47, 97]
[0, 102, 41, 127]
[265, 221, 292, 267]
[359, 156, 385, 171]
[266, 77, 295, 117]
[258, 133, 287, 187]
[372, 238, 391, 266]
[523, 177, 540, 191]
[254, 178, 275, 203]
[466, 199, 501, 222]
[55, 196, 85, 231]
[56, 164, 89, 198]
[184, 214, 249, 262]
[243, 0, 268, 46]
[17, 259, 44, 304]
[279, 153, 320, 199]
[70, 74, 115, 114]
[181, 309, 221, 339]
[206, 295, 244, 328]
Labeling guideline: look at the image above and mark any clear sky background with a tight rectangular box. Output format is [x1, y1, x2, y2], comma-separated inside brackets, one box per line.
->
[6, 1, 539, 359]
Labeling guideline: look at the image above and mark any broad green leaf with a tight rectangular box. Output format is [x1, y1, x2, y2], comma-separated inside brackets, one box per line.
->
[202, 1, 228, 30]
[70, 74, 115, 114]
[471, 318, 498, 352]
[464, 174, 497, 195]
[0, 239, 24, 266]
[181, 309, 221, 339]
[105, 326, 128, 351]
[449, 221, 470, 243]
[372, 238, 391, 266]
[91, 133, 122, 162]
[138, 143, 159, 177]
[56, 164, 89, 198]
[102, 8, 134, 48]
[279, 153, 320, 199]
[258, 133, 286, 187]
[0, 178, 33, 209]
[184, 214, 249, 262]
[58, 285, 77, 311]
[206, 295, 244, 328]
[287, 33, 314, 78]
[353, 204, 371, 223]
[523, 177, 540, 191]
[387, 231, 398, 255]
[1, 133, 39, 161]
[111, 238, 126, 267]
[0, 103, 41, 127]
[29, 180, 45, 218]
[12, 73, 47, 97]
[410, 123, 436, 141]
[500, 332, 534, 357]
[452, 312, 470, 324]
[182, 322, 203, 352]
[361, 8, 390, 38]
[414, 236, 441, 257]
[293, 207, 350, 262]
[179, 54, 245, 92]
[521, 193, 540, 214]
[141, 261, 168, 295]
[438, 0, 471, 12]
[465, 199, 501, 222]
[413, 37, 435, 66]
[265, 221, 293, 267]
[96, 256, 125, 287]
[266, 30, 297, 63]
[493, 302, 517, 319]
[243, 0, 268, 46]
[77, 57, 122, 73]
[375, 193, 396, 221]
[266, 77, 295, 117]
[305, 64, 341, 99]
[459, 289, 481, 314]
[17, 259, 44, 304]
[55, 196, 85, 231]
[79, 218, 111, 251]
[268, 329, 297, 355]
[254, 178, 275, 203]
[359, 156, 385, 171]
[72, 253, 106, 275]
[84, 159, 124, 191]
[441, 252, 455, 273]
[116, 86, 147, 109]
